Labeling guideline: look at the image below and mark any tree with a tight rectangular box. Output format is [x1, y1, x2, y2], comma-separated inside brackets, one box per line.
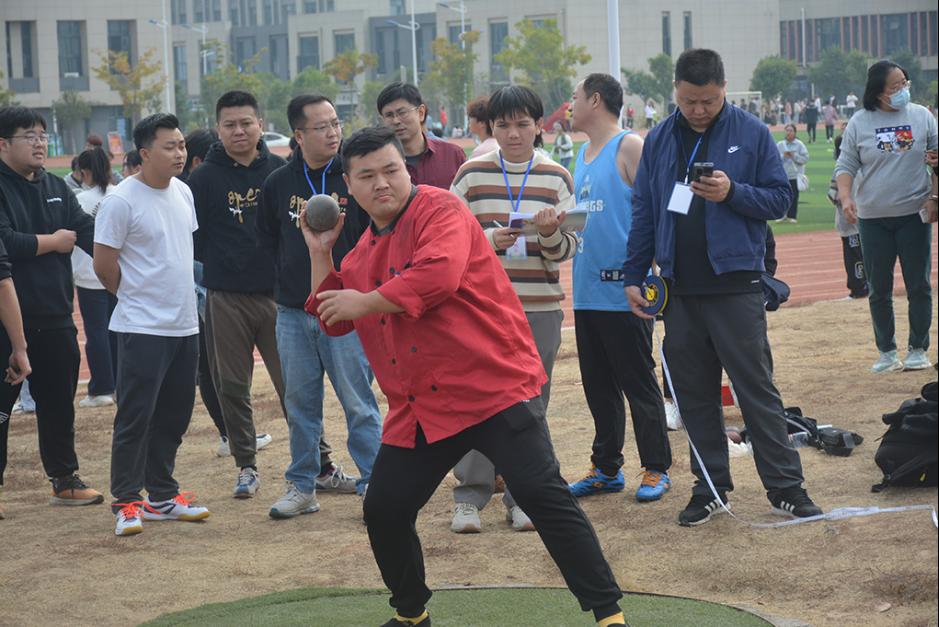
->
[494, 19, 591, 112]
[0, 70, 17, 107]
[750, 56, 799, 101]
[291, 66, 338, 99]
[323, 49, 377, 84]
[809, 48, 869, 103]
[425, 30, 479, 122]
[92, 49, 166, 124]
[357, 79, 387, 125]
[623, 53, 674, 107]
[52, 91, 92, 154]
[200, 50, 265, 125]
[887, 49, 926, 102]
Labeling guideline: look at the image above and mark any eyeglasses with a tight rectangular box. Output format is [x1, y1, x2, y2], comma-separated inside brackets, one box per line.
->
[300, 120, 343, 134]
[381, 105, 421, 122]
[7, 133, 50, 145]
[886, 79, 911, 94]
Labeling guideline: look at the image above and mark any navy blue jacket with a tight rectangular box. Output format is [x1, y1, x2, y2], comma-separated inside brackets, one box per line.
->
[622, 103, 791, 288]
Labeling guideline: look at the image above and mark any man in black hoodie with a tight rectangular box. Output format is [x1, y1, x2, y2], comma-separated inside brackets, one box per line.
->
[187, 91, 290, 499]
[257, 94, 382, 518]
[0, 106, 104, 506]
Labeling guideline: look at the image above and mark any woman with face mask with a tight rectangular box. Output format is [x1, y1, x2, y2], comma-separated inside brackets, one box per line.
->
[835, 60, 938, 374]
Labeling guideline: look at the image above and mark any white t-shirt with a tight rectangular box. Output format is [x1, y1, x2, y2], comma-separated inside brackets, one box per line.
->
[846, 94, 858, 108]
[72, 185, 114, 290]
[94, 176, 199, 336]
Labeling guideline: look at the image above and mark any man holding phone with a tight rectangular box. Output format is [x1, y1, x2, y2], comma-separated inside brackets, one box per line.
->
[622, 49, 821, 526]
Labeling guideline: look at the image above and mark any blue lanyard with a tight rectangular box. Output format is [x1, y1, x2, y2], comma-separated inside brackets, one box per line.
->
[683, 135, 703, 184]
[499, 152, 534, 213]
[303, 157, 334, 196]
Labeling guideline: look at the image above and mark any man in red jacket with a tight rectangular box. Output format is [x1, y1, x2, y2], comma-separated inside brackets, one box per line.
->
[301, 126, 625, 627]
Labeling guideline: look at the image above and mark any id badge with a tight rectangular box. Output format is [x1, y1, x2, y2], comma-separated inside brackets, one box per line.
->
[666, 182, 694, 215]
[506, 235, 527, 259]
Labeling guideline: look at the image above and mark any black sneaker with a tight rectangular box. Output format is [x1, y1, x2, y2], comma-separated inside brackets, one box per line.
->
[768, 487, 822, 518]
[380, 613, 431, 626]
[677, 493, 730, 527]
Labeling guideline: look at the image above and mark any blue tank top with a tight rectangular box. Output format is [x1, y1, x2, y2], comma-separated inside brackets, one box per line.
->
[572, 131, 633, 311]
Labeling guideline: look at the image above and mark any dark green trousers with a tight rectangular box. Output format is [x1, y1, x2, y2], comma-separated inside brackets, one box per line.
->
[857, 214, 933, 353]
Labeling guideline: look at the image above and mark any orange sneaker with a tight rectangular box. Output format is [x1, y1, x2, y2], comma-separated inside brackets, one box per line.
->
[50, 474, 104, 506]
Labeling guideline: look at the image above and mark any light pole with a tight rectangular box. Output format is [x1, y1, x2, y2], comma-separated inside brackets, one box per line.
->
[148, 6, 173, 113]
[180, 23, 209, 75]
[437, 0, 469, 130]
[386, 0, 419, 86]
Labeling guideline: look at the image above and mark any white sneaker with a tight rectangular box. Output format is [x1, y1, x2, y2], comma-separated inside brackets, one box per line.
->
[79, 395, 115, 408]
[114, 503, 144, 536]
[664, 399, 682, 431]
[451, 502, 481, 533]
[903, 349, 933, 371]
[315, 463, 358, 494]
[215, 433, 274, 457]
[233, 467, 260, 499]
[141, 493, 210, 521]
[871, 350, 903, 374]
[506, 505, 535, 532]
[269, 481, 319, 519]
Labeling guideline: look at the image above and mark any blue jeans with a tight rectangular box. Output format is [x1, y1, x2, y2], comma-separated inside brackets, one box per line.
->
[76, 287, 118, 396]
[275, 305, 383, 494]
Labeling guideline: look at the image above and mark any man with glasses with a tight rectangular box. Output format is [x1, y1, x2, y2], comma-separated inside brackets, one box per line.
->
[0, 106, 105, 507]
[256, 94, 382, 518]
[187, 91, 289, 499]
[377, 82, 465, 189]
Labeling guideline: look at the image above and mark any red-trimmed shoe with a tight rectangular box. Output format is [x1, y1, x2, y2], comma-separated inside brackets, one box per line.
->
[141, 492, 210, 522]
[114, 502, 144, 536]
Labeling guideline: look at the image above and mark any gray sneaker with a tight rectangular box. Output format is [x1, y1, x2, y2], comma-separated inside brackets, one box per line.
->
[269, 481, 319, 519]
[903, 349, 933, 371]
[233, 467, 260, 499]
[450, 502, 481, 533]
[505, 505, 535, 532]
[315, 463, 358, 494]
[871, 350, 903, 374]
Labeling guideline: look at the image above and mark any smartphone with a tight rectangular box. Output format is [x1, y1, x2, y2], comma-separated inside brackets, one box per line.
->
[692, 161, 714, 182]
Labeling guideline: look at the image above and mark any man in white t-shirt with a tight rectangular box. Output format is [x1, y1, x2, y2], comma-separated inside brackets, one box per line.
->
[94, 113, 210, 537]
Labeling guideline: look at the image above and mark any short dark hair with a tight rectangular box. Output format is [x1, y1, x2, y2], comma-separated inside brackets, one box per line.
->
[215, 90, 260, 122]
[863, 60, 908, 112]
[124, 149, 142, 169]
[77, 147, 112, 194]
[582, 73, 624, 117]
[0, 106, 47, 139]
[133, 113, 180, 150]
[287, 94, 334, 131]
[376, 82, 423, 113]
[85, 133, 104, 147]
[488, 85, 545, 147]
[466, 96, 491, 135]
[70, 156, 80, 171]
[674, 49, 725, 86]
[183, 128, 218, 174]
[341, 126, 405, 171]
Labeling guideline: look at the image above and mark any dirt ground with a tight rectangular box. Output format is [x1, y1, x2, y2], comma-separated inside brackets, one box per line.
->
[1, 296, 937, 627]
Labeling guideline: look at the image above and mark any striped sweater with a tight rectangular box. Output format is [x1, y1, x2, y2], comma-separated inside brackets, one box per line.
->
[450, 149, 576, 312]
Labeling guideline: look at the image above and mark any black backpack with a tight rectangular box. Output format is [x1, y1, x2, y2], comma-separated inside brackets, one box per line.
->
[871, 382, 938, 492]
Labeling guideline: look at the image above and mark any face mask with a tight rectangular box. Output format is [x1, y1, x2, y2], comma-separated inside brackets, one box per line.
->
[888, 87, 910, 109]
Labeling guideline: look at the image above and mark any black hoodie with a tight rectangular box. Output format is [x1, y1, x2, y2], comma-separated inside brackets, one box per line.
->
[0, 159, 94, 329]
[187, 140, 286, 293]
[257, 147, 370, 309]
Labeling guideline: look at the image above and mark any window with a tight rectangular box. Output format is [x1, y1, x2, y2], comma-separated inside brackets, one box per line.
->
[489, 21, 508, 84]
[246, 0, 258, 26]
[870, 15, 880, 57]
[334, 32, 355, 55]
[234, 36, 256, 68]
[661, 11, 671, 56]
[683, 11, 692, 50]
[270, 34, 288, 78]
[173, 43, 188, 85]
[375, 29, 387, 73]
[390, 0, 405, 16]
[297, 36, 320, 71]
[815, 17, 840, 52]
[195, 0, 205, 23]
[230, 0, 240, 24]
[931, 12, 938, 55]
[303, 0, 317, 12]
[882, 13, 908, 55]
[417, 23, 435, 72]
[324, 0, 334, 11]
[211, 0, 222, 21]
[107, 20, 134, 67]
[263, 0, 275, 24]
[171, 0, 187, 25]
[58, 21, 84, 77]
[5, 22, 36, 82]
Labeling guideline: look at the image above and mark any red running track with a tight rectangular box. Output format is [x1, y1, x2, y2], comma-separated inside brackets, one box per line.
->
[73, 227, 938, 382]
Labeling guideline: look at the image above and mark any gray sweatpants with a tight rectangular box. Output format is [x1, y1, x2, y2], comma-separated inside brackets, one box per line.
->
[205, 290, 286, 468]
[662, 292, 805, 497]
[110, 333, 198, 505]
[453, 310, 563, 510]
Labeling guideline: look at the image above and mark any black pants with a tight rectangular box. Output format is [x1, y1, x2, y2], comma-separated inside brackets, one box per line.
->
[574, 310, 671, 475]
[806, 122, 817, 142]
[825, 124, 834, 140]
[197, 316, 226, 437]
[363, 402, 622, 619]
[110, 333, 198, 504]
[76, 287, 118, 397]
[841, 234, 868, 298]
[787, 179, 799, 219]
[663, 293, 804, 497]
[0, 326, 81, 485]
